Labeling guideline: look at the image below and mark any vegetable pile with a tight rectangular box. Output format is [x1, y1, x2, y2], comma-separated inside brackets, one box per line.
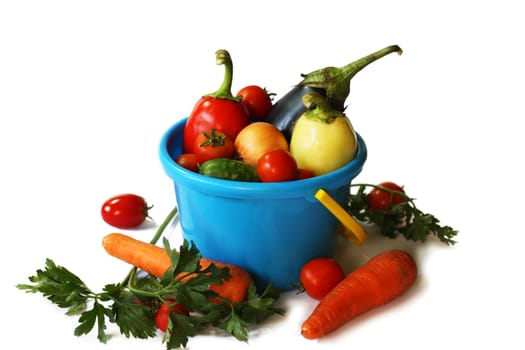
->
[177, 46, 402, 183]
[17, 46, 460, 348]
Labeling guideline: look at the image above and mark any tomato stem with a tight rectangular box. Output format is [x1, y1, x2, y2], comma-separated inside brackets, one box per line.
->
[204, 49, 241, 102]
[199, 129, 227, 147]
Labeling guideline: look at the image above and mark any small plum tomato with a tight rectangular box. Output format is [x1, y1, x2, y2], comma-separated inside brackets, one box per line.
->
[154, 300, 190, 332]
[300, 257, 345, 300]
[367, 181, 406, 212]
[101, 194, 151, 229]
[257, 149, 298, 182]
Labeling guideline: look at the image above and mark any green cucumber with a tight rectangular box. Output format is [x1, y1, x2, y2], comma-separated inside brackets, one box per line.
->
[199, 158, 260, 182]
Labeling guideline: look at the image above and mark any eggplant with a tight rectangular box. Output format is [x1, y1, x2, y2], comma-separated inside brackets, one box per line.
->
[264, 85, 325, 141]
[266, 45, 402, 141]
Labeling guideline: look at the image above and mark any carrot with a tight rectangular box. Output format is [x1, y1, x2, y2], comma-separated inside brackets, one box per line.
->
[301, 249, 417, 339]
[102, 233, 252, 303]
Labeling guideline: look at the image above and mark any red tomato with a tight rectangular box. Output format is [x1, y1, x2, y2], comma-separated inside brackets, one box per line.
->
[175, 153, 199, 172]
[154, 300, 190, 332]
[257, 149, 298, 182]
[237, 85, 273, 120]
[183, 97, 249, 153]
[367, 181, 406, 212]
[101, 194, 150, 229]
[296, 168, 315, 180]
[300, 257, 345, 300]
[193, 129, 235, 163]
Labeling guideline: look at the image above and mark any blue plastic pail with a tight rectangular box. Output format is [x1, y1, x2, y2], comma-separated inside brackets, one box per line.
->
[159, 118, 367, 290]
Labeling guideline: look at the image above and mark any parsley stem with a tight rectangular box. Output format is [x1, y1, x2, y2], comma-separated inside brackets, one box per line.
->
[126, 266, 172, 298]
[119, 205, 179, 287]
[148, 205, 178, 245]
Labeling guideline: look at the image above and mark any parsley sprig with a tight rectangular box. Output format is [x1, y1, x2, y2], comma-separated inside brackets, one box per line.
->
[17, 206, 284, 349]
[348, 183, 458, 245]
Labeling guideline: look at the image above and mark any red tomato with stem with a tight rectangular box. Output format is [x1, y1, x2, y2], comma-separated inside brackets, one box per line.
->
[237, 85, 274, 120]
[300, 257, 345, 300]
[154, 300, 190, 332]
[184, 98, 248, 153]
[193, 129, 235, 163]
[257, 149, 298, 182]
[367, 181, 407, 212]
[101, 194, 151, 229]
[175, 153, 199, 172]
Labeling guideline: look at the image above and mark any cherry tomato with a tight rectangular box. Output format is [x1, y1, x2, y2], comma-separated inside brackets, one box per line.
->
[101, 194, 151, 229]
[237, 85, 273, 120]
[193, 128, 235, 164]
[154, 300, 190, 332]
[300, 257, 345, 300]
[296, 168, 315, 180]
[175, 153, 199, 172]
[257, 149, 298, 182]
[367, 181, 406, 212]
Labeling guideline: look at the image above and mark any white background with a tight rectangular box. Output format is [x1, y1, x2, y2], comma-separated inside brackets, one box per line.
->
[2, 1, 524, 349]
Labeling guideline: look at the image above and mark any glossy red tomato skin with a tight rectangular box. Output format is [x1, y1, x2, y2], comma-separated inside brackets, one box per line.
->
[300, 257, 345, 300]
[154, 300, 190, 332]
[193, 129, 235, 164]
[367, 181, 406, 212]
[296, 168, 315, 180]
[101, 194, 149, 229]
[175, 153, 199, 172]
[183, 97, 249, 153]
[237, 85, 273, 120]
[257, 149, 298, 182]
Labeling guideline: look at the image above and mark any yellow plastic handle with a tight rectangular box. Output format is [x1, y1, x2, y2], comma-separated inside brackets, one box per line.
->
[315, 188, 367, 245]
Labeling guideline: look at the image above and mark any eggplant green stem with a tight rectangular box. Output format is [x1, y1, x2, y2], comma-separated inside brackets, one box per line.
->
[119, 205, 179, 287]
[205, 49, 241, 102]
[300, 45, 402, 111]
[302, 92, 346, 123]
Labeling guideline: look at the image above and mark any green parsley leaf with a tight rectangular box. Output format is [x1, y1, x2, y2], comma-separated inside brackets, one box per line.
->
[220, 306, 250, 342]
[348, 184, 459, 245]
[108, 288, 156, 339]
[164, 313, 199, 349]
[16, 258, 90, 315]
[241, 283, 285, 323]
[74, 300, 108, 343]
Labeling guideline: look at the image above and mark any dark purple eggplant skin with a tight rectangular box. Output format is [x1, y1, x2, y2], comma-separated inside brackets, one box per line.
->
[264, 85, 326, 141]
